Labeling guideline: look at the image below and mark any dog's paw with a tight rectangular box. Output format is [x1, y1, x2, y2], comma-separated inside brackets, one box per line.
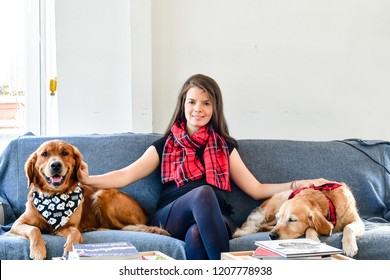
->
[232, 228, 253, 238]
[342, 232, 359, 257]
[30, 250, 46, 260]
[30, 243, 46, 260]
[342, 241, 358, 257]
[305, 228, 321, 242]
[28, 231, 47, 260]
[152, 227, 171, 236]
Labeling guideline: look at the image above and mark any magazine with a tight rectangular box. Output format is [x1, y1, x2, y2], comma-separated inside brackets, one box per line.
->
[254, 238, 343, 258]
[252, 245, 332, 260]
[67, 241, 141, 260]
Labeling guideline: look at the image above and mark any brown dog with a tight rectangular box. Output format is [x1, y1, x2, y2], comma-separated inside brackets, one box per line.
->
[9, 140, 169, 260]
[233, 182, 365, 257]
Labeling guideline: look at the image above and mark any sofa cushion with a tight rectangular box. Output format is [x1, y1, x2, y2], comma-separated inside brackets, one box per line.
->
[230, 219, 390, 260]
[0, 231, 186, 260]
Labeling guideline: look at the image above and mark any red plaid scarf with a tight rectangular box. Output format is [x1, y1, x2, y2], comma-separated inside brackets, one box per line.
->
[288, 183, 343, 226]
[161, 121, 231, 191]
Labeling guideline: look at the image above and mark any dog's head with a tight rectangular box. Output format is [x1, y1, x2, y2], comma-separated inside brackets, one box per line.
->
[25, 140, 83, 194]
[269, 189, 334, 240]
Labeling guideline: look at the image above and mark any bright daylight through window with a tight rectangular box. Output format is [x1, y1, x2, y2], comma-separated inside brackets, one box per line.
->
[0, 0, 57, 152]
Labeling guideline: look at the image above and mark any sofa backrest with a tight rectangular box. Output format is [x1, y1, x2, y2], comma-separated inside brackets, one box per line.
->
[1, 133, 389, 228]
[224, 139, 390, 226]
[0, 132, 162, 223]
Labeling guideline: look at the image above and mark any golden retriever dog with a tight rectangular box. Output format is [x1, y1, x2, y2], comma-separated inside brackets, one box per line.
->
[233, 182, 365, 257]
[9, 140, 169, 260]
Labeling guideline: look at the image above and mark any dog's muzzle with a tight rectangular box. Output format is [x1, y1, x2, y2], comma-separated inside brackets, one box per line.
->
[44, 160, 67, 187]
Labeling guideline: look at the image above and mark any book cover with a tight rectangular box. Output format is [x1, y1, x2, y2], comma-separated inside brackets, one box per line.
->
[252, 246, 285, 259]
[252, 245, 332, 260]
[254, 238, 343, 258]
[69, 241, 141, 260]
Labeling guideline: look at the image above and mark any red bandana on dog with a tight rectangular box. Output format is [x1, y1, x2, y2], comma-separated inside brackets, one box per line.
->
[288, 183, 342, 226]
[161, 121, 231, 191]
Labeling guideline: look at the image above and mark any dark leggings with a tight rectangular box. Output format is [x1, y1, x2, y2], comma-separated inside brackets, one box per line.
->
[162, 185, 230, 260]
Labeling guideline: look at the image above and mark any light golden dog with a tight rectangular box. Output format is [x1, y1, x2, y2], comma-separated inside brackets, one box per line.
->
[233, 182, 365, 257]
[9, 140, 169, 260]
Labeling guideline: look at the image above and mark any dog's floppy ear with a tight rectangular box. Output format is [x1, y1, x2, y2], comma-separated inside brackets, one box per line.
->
[309, 210, 333, 236]
[71, 145, 83, 179]
[25, 152, 37, 188]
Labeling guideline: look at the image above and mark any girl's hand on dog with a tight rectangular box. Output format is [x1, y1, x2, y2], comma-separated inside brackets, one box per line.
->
[77, 161, 90, 184]
[292, 178, 337, 190]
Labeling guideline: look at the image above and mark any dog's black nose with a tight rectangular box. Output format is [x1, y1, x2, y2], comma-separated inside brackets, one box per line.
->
[50, 161, 62, 172]
[269, 231, 279, 240]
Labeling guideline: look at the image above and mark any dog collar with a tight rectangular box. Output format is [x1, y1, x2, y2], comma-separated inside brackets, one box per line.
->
[288, 183, 342, 226]
[33, 183, 83, 230]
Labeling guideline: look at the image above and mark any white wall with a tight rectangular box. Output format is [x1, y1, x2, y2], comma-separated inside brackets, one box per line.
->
[152, 0, 390, 140]
[56, 0, 133, 135]
[55, 0, 390, 140]
[130, 0, 153, 132]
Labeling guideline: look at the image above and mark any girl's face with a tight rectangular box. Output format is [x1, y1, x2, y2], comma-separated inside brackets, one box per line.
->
[184, 87, 213, 135]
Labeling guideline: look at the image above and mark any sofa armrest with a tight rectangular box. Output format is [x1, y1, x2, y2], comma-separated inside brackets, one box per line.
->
[0, 197, 14, 225]
[0, 201, 4, 225]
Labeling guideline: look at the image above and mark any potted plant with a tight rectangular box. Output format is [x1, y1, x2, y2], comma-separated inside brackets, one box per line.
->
[0, 85, 25, 128]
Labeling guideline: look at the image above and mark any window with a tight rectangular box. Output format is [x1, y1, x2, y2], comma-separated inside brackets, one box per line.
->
[0, 0, 57, 152]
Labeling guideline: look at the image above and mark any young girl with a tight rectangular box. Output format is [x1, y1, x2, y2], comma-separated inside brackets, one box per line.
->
[78, 74, 330, 260]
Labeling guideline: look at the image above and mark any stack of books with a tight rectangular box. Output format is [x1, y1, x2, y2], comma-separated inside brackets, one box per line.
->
[67, 241, 141, 260]
[252, 238, 343, 260]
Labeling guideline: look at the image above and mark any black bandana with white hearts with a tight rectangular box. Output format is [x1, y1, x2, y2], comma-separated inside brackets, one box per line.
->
[33, 183, 83, 230]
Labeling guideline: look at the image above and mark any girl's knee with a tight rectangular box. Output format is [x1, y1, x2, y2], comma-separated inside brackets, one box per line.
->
[186, 224, 201, 239]
[193, 185, 215, 201]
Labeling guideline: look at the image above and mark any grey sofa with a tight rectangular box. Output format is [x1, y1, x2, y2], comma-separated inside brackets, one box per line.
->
[1, 132, 389, 260]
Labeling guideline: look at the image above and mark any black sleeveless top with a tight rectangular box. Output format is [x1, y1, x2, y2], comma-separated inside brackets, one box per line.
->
[152, 136, 236, 217]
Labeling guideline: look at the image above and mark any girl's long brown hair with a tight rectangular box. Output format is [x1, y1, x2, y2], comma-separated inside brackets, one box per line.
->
[164, 74, 238, 147]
